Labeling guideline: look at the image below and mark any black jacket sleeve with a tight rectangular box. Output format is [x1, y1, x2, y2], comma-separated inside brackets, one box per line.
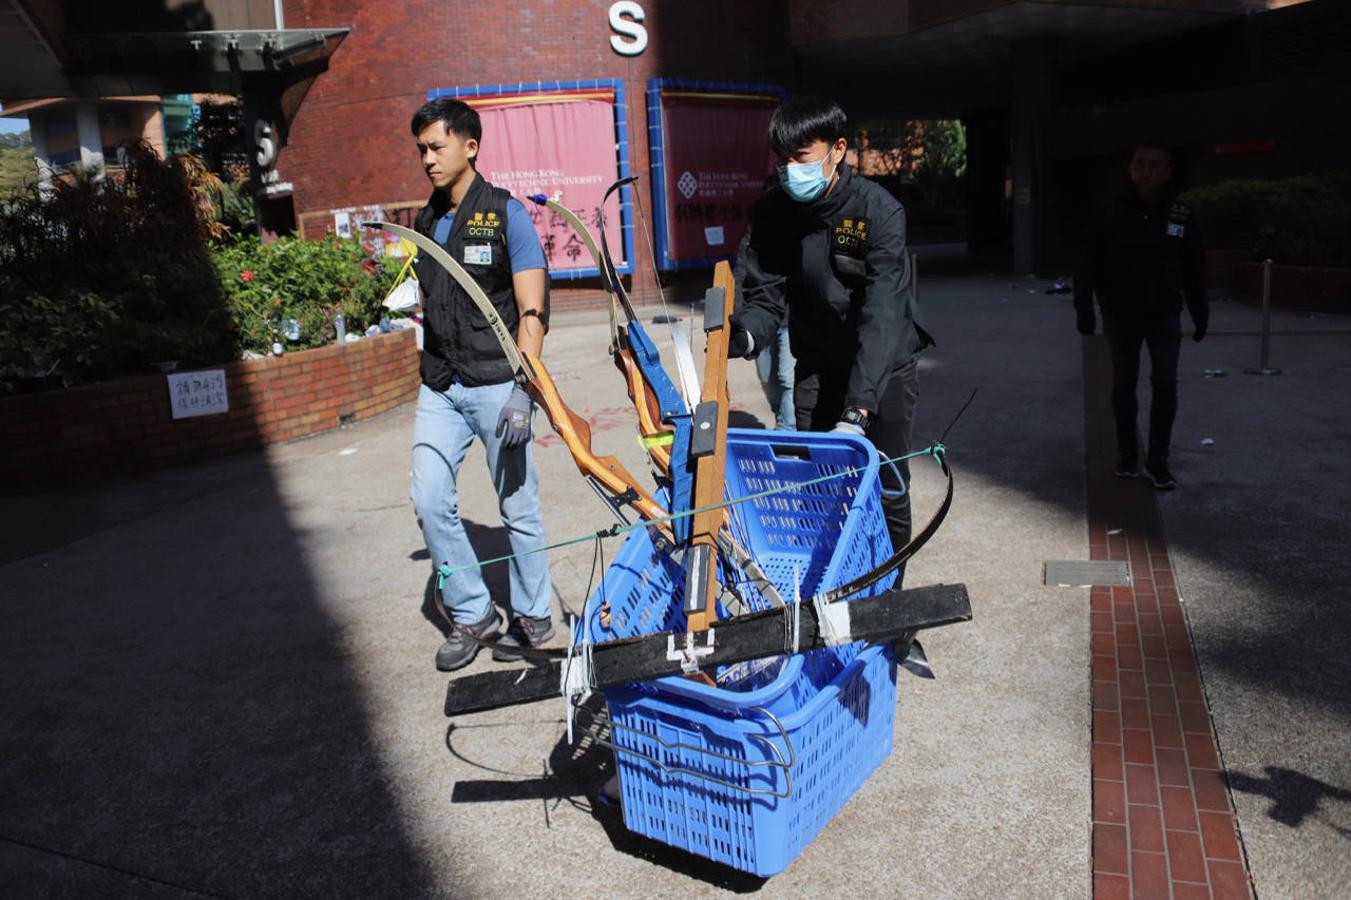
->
[1183, 217, 1208, 333]
[731, 212, 788, 358]
[847, 205, 911, 411]
[1075, 206, 1104, 320]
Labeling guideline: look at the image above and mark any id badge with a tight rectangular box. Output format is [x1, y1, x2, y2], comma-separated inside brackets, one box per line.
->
[463, 243, 492, 266]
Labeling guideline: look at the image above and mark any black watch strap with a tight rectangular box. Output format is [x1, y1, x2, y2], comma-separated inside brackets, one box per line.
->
[841, 407, 870, 427]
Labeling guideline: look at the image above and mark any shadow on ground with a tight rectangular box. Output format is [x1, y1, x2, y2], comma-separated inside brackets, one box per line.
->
[445, 694, 769, 893]
[1226, 767, 1351, 836]
[0, 451, 445, 895]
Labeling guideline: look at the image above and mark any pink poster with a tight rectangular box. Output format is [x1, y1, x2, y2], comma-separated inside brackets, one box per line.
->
[471, 94, 624, 273]
[661, 97, 777, 262]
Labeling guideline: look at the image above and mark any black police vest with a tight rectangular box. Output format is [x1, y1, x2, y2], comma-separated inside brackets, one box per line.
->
[412, 174, 518, 389]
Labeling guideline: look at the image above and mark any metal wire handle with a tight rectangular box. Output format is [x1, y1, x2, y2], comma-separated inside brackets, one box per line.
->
[572, 701, 797, 799]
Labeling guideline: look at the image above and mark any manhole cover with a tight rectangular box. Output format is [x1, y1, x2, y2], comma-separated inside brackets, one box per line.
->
[1044, 560, 1132, 587]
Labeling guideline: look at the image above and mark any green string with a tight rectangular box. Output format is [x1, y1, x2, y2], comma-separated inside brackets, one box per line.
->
[437, 442, 947, 579]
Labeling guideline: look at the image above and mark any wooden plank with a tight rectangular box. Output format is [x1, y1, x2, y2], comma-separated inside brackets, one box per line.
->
[682, 261, 736, 633]
[444, 582, 972, 716]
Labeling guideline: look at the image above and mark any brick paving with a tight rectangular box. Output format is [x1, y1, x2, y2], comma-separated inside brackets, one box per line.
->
[1083, 341, 1254, 899]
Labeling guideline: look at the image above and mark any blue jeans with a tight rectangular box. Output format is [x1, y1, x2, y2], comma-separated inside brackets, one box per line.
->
[410, 381, 553, 624]
[755, 323, 796, 431]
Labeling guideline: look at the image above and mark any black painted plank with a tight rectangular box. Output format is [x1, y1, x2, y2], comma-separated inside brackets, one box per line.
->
[444, 583, 971, 716]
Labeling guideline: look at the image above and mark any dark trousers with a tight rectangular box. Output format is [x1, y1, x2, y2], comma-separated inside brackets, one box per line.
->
[794, 358, 919, 554]
[1103, 313, 1181, 464]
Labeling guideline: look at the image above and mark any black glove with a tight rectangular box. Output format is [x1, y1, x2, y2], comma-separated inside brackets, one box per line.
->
[1076, 309, 1096, 336]
[1193, 323, 1207, 344]
[728, 322, 753, 359]
[495, 385, 533, 449]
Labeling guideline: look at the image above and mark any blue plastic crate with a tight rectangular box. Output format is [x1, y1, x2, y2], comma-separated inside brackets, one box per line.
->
[579, 428, 901, 876]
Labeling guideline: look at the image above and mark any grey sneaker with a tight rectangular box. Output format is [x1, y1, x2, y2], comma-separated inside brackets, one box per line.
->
[492, 615, 556, 662]
[1114, 454, 1139, 479]
[435, 609, 502, 671]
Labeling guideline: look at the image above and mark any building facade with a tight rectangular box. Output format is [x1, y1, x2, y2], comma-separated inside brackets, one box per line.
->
[275, 0, 792, 303]
[2, 0, 1345, 287]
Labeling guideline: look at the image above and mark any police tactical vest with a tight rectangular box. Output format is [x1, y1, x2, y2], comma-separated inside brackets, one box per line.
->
[412, 174, 517, 389]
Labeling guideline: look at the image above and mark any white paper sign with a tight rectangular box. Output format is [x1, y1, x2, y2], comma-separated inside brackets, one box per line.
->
[704, 225, 725, 246]
[168, 369, 229, 420]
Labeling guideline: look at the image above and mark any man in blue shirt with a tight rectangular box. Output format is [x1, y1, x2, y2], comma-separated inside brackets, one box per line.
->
[407, 98, 555, 670]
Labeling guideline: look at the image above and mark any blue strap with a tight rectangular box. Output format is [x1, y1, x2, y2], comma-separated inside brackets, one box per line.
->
[626, 320, 695, 543]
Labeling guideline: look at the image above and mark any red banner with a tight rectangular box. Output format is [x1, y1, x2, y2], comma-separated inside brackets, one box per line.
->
[661, 95, 777, 261]
[470, 93, 624, 272]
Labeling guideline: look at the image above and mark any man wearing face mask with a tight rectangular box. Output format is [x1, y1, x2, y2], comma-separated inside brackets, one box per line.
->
[730, 96, 933, 558]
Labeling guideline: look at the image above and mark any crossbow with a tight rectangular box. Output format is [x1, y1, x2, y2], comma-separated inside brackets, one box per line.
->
[533, 179, 958, 621]
[526, 182, 750, 638]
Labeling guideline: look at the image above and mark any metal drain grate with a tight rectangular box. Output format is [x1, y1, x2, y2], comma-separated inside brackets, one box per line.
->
[1044, 560, 1132, 587]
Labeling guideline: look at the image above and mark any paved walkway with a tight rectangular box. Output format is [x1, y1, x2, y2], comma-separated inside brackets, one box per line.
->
[1, 269, 1346, 897]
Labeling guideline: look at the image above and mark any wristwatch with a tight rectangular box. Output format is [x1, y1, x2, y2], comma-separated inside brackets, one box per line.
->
[840, 407, 870, 428]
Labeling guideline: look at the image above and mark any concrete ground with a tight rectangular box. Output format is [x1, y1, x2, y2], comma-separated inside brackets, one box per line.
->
[1, 265, 1346, 898]
[1150, 300, 1351, 898]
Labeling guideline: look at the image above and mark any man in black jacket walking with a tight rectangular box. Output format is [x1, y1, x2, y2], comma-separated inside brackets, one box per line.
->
[1075, 140, 1208, 489]
[731, 96, 933, 557]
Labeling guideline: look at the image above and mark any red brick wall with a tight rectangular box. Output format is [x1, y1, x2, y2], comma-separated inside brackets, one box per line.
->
[1, 330, 420, 490]
[279, 0, 791, 308]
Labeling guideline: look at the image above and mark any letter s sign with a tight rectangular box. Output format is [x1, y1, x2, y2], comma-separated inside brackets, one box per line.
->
[609, 1, 647, 56]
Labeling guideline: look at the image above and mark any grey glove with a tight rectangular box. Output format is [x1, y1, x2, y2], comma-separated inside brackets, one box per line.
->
[832, 421, 866, 437]
[495, 385, 533, 449]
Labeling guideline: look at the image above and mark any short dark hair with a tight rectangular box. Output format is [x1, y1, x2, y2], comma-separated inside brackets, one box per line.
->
[768, 96, 848, 157]
[411, 98, 482, 145]
[1134, 137, 1172, 164]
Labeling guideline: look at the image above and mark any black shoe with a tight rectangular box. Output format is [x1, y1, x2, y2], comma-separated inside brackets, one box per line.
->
[492, 615, 556, 662]
[1114, 455, 1139, 479]
[1146, 460, 1177, 490]
[435, 609, 501, 671]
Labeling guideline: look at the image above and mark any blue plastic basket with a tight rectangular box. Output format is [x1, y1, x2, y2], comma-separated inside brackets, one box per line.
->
[579, 428, 901, 876]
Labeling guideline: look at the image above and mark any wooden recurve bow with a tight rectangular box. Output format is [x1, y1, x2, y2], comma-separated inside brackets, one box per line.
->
[366, 221, 672, 535]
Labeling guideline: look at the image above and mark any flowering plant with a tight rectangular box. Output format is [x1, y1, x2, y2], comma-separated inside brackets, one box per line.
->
[213, 235, 402, 354]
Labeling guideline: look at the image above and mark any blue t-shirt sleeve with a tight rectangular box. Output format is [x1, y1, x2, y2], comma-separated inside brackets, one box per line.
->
[433, 211, 453, 245]
[506, 198, 547, 273]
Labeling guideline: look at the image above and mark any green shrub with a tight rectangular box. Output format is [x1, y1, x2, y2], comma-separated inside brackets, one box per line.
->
[0, 142, 236, 390]
[1182, 173, 1351, 267]
[213, 234, 402, 355]
[0, 140, 403, 391]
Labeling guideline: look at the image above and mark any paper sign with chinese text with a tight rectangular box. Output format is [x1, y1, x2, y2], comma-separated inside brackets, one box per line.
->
[168, 370, 229, 419]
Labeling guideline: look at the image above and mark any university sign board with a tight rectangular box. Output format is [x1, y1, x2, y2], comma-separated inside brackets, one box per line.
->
[426, 80, 635, 281]
[646, 80, 783, 271]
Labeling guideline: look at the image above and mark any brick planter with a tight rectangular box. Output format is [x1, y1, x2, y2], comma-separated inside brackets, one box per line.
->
[1, 330, 420, 490]
[1204, 250, 1247, 295]
[1234, 262, 1351, 313]
[1208, 250, 1351, 313]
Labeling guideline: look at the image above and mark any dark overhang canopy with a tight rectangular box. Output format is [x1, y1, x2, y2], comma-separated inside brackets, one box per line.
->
[1, 26, 349, 100]
[795, 2, 1238, 118]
